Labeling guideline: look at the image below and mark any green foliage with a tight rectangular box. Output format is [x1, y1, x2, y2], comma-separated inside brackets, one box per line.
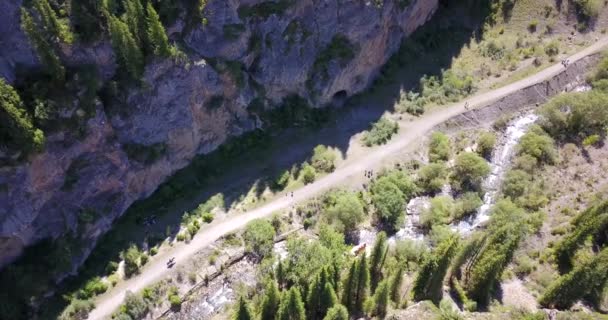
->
[234, 297, 253, 320]
[438, 298, 463, 320]
[277, 287, 306, 320]
[311, 145, 336, 173]
[370, 176, 406, 230]
[572, 0, 603, 26]
[21, 8, 65, 83]
[324, 191, 365, 234]
[502, 169, 532, 200]
[123, 290, 148, 319]
[540, 91, 608, 141]
[517, 126, 557, 165]
[544, 41, 560, 57]
[540, 247, 608, 309]
[123, 0, 147, 49]
[261, 281, 281, 320]
[301, 163, 317, 184]
[412, 234, 459, 303]
[168, 293, 182, 309]
[146, 3, 172, 57]
[590, 53, 608, 87]
[388, 267, 404, 304]
[201, 212, 214, 223]
[369, 232, 388, 291]
[312, 35, 356, 81]
[419, 70, 475, 105]
[393, 239, 427, 271]
[274, 170, 291, 190]
[453, 192, 483, 220]
[582, 134, 601, 147]
[371, 279, 389, 318]
[123, 244, 142, 277]
[417, 162, 448, 194]
[243, 219, 276, 258]
[285, 234, 345, 290]
[362, 118, 399, 147]
[322, 304, 349, 320]
[429, 132, 451, 163]
[58, 299, 94, 320]
[451, 152, 490, 192]
[476, 132, 496, 159]
[420, 196, 454, 229]
[553, 201, 608, 273]
[306, 268, 336, 320]
[70, 0, 104, 42]
[33, 0, 74, 44]
[77, 277, 108, 299]
[108, 15, 144, 80]
[0, 79, 45, 154]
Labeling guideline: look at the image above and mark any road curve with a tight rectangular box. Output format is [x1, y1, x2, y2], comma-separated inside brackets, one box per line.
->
[87, 37, 608, 320]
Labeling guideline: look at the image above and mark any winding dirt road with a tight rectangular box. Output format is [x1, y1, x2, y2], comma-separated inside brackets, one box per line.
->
[87, 37, 608, 320]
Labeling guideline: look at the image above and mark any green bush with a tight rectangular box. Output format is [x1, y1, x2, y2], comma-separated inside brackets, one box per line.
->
[517, 126, 556, 165]
[122, 245, 142, 277]
[0, 79, 45, 154]
[476, 132, 496, 159]
[453, 192, 483, 220]
[301, 163, 317, 184]
[325, 191, 365, 234]
[362, 118, 399, 147]
[59, 299, 94, 320]
[371, 175, 408, 230]
[502, 169, 532, 200]
[412, 234, 459, 303]
[544, 41, 559, 57]
[451, 152, 490, 192]
[274, 170, 291, 190]
[122, 290, 148, 319]
[311, 145, 336, 173]
[201, 212, 214, 223]
[417, 162, 448, 194]
[429, 132, 451, 162]
[168, 293, 182, 309]
[243, 219, 276, 258]
[540, 91, 608, 141]
[420, 196, 453, 229]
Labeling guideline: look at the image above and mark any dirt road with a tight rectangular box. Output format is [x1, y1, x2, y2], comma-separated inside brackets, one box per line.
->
[87, 37, 608, 320]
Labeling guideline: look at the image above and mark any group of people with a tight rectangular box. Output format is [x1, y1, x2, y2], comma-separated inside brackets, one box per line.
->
[364, 169, 374, 179]
[561, 59, 570, 68]
[166, 257, 176, 268]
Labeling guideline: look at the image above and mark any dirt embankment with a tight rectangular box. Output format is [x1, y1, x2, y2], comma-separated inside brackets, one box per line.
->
[438, 53, 602, 133]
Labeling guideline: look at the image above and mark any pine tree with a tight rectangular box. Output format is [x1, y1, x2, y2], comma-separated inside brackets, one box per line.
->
[277, 287, 306, 320]
[21, 8, 65, 82]
[371, 280, 389, 318]
[276, 260, 286, 289]
[123, 0, 147, 49]
[260, 281, 281, 320]
[0, 79, 45, 153]
[70, 0, 104, 41]
[369, 232, 388, 292]
[108, 15, 144, 79]
[146, 3, 172, 57]
[234, 297, 253, 320]
[354, 253, 370, 314]
[341, 259, 358, 313]
[413, 234, 459, 304]
[34, 0, 73, 44]
[388, 267, 404, 305]
[322, 304, 349, 320]
[306, 268, 331, 320]
[319, 283, 338, 319]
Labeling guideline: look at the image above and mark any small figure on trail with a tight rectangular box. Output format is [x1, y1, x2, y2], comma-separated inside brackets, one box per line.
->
[464, 102, 469, 110]
[291, 192, 294, 198]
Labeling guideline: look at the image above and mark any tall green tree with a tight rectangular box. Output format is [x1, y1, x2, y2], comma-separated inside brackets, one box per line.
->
[412, 234, 459, 303]
[0, 79, 45, 153]
[341, 258, 358, 312]
[306, 267, 332, 320]
[146, 2, 172, 57]
[108, 15, 144, 79]
[123, 0, 147, 49]
[354, 253, 370, 314]
[34, 0, 73, 44]
[277, 287, 306, 320]
[319, 283, 338, 319]
[21, 8, 65, 82]
[371, 280, 389, 318]
[369, 232, 388, 292]
[322, 304, 349, 320]
[388, 267, 404, 304]
[70, 0, 104, 42]
[260, 281, 281, 320]
[234, 296, 253, 320]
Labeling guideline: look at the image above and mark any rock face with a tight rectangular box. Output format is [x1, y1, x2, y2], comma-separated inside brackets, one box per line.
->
[0, 0, 439, 268]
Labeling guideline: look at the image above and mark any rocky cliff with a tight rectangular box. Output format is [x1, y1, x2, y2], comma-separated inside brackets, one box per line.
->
[0, 0, 438, 268]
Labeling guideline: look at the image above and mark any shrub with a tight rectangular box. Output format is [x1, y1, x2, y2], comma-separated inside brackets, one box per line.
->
[544, 41, 559, 57]
[476, 132, 496, 159]
[502, 170, 532, 200]
[451, 152, 490, 192]
[149, 247, 158, 256]
[362, 118, 399, 147]
[59, 299, 94, 320]
[201, 212, 214, 223]
[123, 291, 148, 319]
[274, 170, 291, 190]
[168, 293, 182, 309]
[243, 219, 276, 258]
[453, 192, 483, 220]
[0, 79, 45, 154]
[370, 176, 407, 230]
[420, 196, 453, 229]
[301, 163, 317, 184]
[325, 191, 365, 234]
[123, 245, 142, 277]
[417, 162, 448, 194]
[540, 91, 608, 140]
[412, 234, 459, 303]
[428, 132, 451, 162]
[311, 145, 336, 173]
[517, 127, 556, 165]
[582, 134, 601, 147]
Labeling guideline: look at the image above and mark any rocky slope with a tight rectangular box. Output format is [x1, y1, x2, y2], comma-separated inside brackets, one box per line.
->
[0, 0, 438, 268]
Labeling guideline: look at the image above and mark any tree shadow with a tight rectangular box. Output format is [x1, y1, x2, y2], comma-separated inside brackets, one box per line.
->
[6, 1, 493, 319]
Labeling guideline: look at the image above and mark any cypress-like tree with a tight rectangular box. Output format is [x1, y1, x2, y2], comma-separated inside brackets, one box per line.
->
[341, 259, 358, 313]
[0, 79, 45, 153]
[412, 234, 459, 304]
[277, 287, 306, 320]
[123, 0, 147, 49]
[354, 253, 370, 314]
[234, 297, 253, 320]
[21, 8, 65, 82]
[146, 3, 171, 57]
[276, 260, 286, 289]
[388, 267, 404, 305]
[108, 15, 144, 79]
[322, 304, 349, 320]
[371, 280, 389, 318]
[34, 0, 73, 44]
[319, 283, 338, 319]
[260, 281, 281, 320]
[369, 232, 388, 292]
[306, 268, 331, 320]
